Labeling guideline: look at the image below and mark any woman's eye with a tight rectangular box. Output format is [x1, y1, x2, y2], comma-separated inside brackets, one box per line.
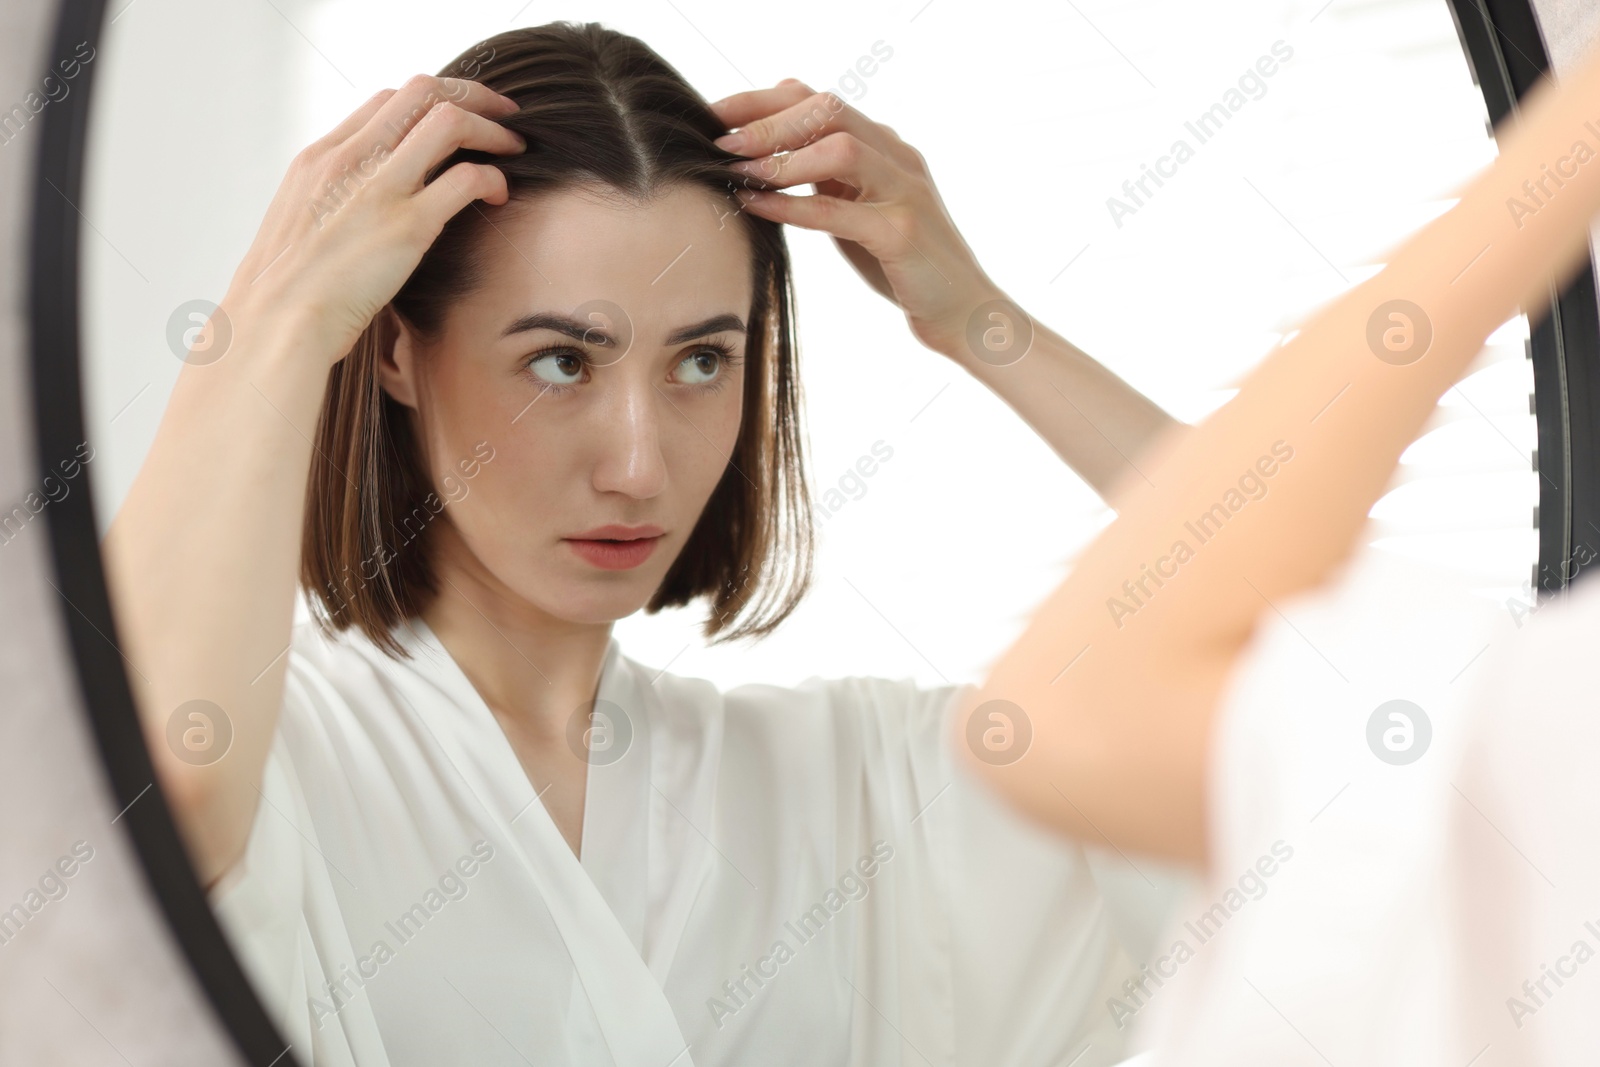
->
[525, 344, 735, 390]
[527, 350, 585, 386]
[675, 349, 723, 385]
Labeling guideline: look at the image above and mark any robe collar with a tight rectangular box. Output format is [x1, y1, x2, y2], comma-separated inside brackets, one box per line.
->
[389, 618, 700, 1067]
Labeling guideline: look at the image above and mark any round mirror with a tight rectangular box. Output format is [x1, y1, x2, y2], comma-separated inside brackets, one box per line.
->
[26, 0, 1593, 1064]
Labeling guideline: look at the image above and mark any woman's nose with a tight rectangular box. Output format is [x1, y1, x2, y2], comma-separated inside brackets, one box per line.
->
[589, 375, 668, 499]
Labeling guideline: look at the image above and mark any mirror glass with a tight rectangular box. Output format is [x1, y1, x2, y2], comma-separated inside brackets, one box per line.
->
[77, 1, 1536, 1064]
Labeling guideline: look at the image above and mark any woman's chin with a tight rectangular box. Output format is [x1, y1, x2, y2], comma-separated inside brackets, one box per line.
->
[528, 575, 655, 626]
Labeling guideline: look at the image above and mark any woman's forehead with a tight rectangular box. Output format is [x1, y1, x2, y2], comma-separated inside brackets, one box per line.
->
[476, 182, 753, 286]
[447, 184, 754, 336]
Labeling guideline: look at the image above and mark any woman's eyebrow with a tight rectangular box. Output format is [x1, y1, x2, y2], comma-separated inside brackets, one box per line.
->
[499, 311, 747, 346]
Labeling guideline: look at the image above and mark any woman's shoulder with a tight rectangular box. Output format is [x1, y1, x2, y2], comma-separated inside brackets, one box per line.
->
[285, 611, 458, 685]
[285, 616, 395, 697]
[626, 643, 965, 704]
[622, 645, 972, 748]
[278, 613, 457, 740]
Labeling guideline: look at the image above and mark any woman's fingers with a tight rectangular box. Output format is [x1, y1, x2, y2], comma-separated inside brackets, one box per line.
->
[223, 72, 523, 359]
[414, 160, 510, 233]
[708, 80, 812, 129]
[358, 73, 517, 158]
[730, 131, 909, 201]
[292, 75, 522, 210]
[385, 98, 526, 191]
[736, 186, 899, 252]
[713, 82, 905, 164]
[715, 78, 989, 354]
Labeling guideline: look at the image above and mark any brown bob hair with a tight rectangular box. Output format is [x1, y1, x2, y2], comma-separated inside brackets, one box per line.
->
[299, 20, 814, 659]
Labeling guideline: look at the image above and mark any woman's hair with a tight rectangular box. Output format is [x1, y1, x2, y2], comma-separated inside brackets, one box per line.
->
[300, 20, 814, 658]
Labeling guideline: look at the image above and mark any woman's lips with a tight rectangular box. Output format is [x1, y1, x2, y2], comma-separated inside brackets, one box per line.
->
[563, 535, 663, 571]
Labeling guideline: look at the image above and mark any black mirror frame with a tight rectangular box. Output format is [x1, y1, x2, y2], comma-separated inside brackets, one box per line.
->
[1447, 0, 1600, 595]
[27, 1, 300, 1064]
[25, 2, 1595, 1065]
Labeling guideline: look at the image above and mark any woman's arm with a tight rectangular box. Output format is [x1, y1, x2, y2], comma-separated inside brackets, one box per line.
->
[707, 84, 1183, 505]
[935, 301, 1186, 503]
[950, 39, 1600, 867]
[101, 76, 521, 889]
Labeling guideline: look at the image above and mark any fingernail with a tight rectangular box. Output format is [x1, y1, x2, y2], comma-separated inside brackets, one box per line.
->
[714, 132, 747, 154]
[496, 93, 519, 112]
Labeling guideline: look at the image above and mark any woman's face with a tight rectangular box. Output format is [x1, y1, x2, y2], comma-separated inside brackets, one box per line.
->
[380, 181, 754, 625]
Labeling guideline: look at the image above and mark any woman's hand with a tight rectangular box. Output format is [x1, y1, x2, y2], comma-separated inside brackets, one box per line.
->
[709, 79, 1007, 358]
[218, 74, 526, 368]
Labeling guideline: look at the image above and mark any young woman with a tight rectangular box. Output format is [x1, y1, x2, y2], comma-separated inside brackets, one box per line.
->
[104, 20, 1185, 1067]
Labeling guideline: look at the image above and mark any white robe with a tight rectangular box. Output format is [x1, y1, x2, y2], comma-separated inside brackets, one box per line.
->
[1131, 546, 1600, 1065]
[207, 616, 1188, 1067]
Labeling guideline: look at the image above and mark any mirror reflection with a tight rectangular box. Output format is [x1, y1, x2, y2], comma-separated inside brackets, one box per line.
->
[78, 1, 1535, 1064]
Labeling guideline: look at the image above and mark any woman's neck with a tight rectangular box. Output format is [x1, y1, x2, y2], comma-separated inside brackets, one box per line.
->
[418, 525, 614, 748]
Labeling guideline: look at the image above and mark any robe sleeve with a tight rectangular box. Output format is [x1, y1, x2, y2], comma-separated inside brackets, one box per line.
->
[1125, 546, 1594, 1067]
[204, 654, 395, 1067]
[817, 673, 1192, 1067]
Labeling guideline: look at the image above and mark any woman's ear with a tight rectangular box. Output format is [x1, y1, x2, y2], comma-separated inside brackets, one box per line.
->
[377, 306, 421, 410]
